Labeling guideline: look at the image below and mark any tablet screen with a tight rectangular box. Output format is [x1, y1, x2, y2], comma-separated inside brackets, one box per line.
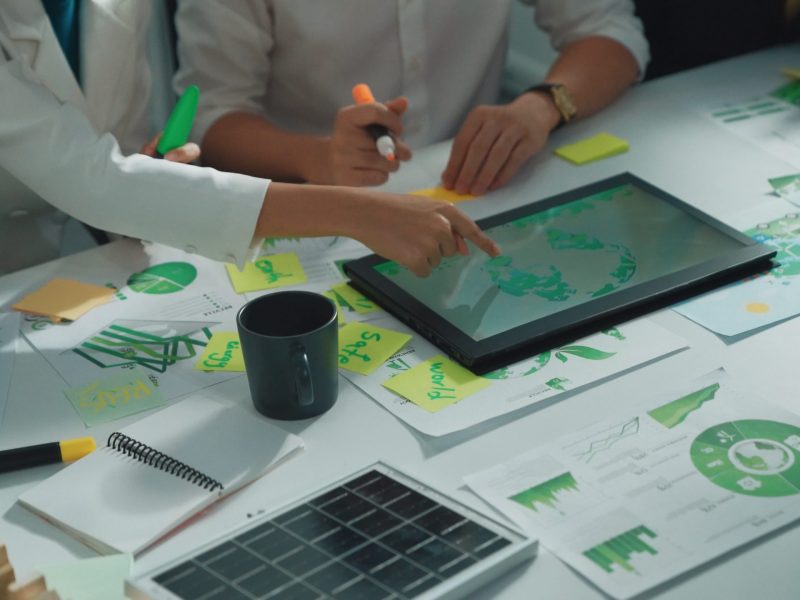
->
[374, 183, 742, 341]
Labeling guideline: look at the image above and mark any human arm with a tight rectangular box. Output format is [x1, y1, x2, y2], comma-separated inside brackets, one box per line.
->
[256, 183, 500, 277]
[1, 57, 496, 277]
[442, 0, 649, 195]
[199, 99, 412, 186]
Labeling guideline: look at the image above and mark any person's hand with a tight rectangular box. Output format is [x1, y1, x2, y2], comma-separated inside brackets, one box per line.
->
[140, 133, 201, 163]
[313, 97, 413, 187]
[351, 194, 500, 277]
[441, 92, 561, 196]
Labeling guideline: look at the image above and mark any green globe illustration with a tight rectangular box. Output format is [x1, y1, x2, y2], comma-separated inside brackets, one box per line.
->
[691, 420, 800, 497]
[127, 262, 197, 294]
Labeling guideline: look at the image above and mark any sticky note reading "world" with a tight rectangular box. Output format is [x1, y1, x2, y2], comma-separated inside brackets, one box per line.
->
[555, 132, 629, 165]
[194, 331, 245, 372]
[225, 253, 307, 294]
[381, 354, 490, 412]
[337, 322, 411, 375]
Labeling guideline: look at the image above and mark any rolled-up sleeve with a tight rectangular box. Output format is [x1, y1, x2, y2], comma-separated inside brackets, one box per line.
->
[1, 59, 267, 267]
[531, 0, 650, 78]
[173, 0, 274, 144]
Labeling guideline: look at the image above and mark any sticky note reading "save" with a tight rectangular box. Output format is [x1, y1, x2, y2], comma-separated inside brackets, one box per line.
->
[381, 354, 490, 412]
[555, 132, 629, 165]
[337, 322, 411, 375]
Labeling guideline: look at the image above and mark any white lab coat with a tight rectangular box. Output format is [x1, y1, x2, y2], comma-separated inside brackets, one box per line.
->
[0, 0, 267, 275]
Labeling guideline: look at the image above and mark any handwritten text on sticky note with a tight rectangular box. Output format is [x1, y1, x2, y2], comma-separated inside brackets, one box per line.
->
[225, 253, 307, 294]
[330, 283, 379, 315]
[194, 331, 245, 372]
[64, 368, 165, 427]
[381, 354, 490, 412]
[337, 322, 411, 375]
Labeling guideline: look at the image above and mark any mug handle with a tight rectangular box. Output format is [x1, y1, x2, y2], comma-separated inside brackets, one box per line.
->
[291, 343, 315, 407]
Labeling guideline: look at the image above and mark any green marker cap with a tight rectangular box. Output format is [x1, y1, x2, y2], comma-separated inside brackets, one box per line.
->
[156, 85, 200, 156]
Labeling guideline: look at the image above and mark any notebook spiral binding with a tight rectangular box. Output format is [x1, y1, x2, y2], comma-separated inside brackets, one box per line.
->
[107, 432, 224, 492]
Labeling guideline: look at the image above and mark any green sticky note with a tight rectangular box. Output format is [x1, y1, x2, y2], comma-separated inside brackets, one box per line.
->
[382, 354, 490, 412]
[555, 132, 629, 165]
[322, 291, 346, 326]
[338, 322, 411, 375]
[64, 368, 165, 427]
[225, 253, 307, 293]
[38, 553, 132, 600]
[194, 331, 244, 372]
[330, 283, 379, 315]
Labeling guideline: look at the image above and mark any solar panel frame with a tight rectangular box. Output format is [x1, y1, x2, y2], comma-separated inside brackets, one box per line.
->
[126, 462, 537, 600]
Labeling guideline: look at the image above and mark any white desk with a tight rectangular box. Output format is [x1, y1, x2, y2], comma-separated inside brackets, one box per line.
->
[2, 45, 800, 599]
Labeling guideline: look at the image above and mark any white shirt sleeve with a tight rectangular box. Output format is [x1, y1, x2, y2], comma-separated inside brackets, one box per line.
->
[529, 0, 650, 78]
[173, 0, 274, 144]
[0, 58, 267, 267]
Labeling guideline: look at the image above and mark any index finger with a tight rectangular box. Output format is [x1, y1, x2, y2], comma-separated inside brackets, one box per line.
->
[445, 208, 501, 258]
[346, 104, 405, 136]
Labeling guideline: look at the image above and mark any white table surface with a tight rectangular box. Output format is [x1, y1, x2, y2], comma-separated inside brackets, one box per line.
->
[2, 45, 800, 599]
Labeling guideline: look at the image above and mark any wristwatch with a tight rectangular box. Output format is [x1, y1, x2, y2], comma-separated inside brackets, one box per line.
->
[526, 83, 577, 127]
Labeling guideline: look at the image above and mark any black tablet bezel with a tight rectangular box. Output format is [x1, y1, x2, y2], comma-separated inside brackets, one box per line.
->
[344, 173, 776, 374]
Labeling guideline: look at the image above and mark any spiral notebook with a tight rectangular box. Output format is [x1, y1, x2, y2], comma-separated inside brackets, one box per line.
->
[18, 393, 303, 556]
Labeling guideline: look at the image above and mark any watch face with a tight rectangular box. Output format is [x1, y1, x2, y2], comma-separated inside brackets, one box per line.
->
[552, 85, 577, 121]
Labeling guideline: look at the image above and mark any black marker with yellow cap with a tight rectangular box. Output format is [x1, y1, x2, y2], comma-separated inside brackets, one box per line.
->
[0, 437, 95, 473]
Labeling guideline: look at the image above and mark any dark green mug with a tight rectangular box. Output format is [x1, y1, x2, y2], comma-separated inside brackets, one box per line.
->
[237, 291, 338, 420]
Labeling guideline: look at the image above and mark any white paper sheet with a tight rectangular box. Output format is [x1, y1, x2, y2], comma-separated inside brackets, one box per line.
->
[465, 371, 800, 599]
[342, 315, 687, 437]
[0, 311, 20, 427]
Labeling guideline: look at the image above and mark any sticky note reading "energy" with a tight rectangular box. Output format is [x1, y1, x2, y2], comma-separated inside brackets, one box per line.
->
[555, 132, 629, 165]
[381, 354, 490, 412]
[194, 331, 245, 372]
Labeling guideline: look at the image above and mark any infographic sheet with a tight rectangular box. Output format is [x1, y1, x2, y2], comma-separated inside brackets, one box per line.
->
[341, 315, 686, 437]
[674, 201, 800, 336]
[465, 372, 800, 599]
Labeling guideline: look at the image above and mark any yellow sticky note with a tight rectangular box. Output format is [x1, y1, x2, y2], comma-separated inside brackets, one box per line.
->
[338, 322, 411, 375]
[13, 278, 115, 322]
[382, 354, 490, 412]
[225, 253, 307, 294]
[194, 331, 245, 372]
[555, 132, 629, 165]
[782, 67, 800, 80]
[411, 186, 476, 203]
[322, 291, 346, 326]
[330, 283, 379, 315]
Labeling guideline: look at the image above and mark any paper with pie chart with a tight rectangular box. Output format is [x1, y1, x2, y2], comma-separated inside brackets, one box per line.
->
[465, 371, 800, 599]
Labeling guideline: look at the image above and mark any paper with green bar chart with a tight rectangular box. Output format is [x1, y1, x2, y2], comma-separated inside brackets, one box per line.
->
[465, 371, 800, 598]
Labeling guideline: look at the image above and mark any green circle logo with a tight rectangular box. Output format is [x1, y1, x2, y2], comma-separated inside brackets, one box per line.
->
[127, 262, 197, 294]
[691, 420, 800, 497]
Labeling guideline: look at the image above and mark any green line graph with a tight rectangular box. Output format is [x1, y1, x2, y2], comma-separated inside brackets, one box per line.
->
[71, 320, 214, 373]
[509, 472, 580, 514]
[583, 525, 659, 575]
[648, 383, 720, 429]
[573, 417, 640, 463]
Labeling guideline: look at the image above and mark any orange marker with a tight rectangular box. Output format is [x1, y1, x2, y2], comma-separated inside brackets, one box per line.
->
[352, 83, 397, 161]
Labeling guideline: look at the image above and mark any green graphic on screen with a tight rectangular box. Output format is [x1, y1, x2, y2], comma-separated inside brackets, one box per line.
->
[583, 525, 659, 575]
[71, 320, 214, 373]
[374, 183, 741, 340]
[648, 383, 720, 429]
[691, 420, 800, 497]
[127, 262, 197, 294]
[509, 472, 580, 514]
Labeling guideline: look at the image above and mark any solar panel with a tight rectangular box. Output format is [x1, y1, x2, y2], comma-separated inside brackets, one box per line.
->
[127, 463, 537, 599]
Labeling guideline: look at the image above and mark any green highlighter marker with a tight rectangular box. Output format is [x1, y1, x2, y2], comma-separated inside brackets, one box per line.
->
[156, 85, 200, 158]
